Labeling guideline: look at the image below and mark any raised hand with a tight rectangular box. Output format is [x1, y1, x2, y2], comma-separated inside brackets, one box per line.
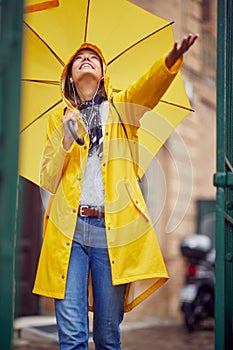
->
[165, 33, 198, 69]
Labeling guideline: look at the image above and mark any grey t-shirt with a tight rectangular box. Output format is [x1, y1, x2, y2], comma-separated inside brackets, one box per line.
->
[79, 149, 104, 206]
[79, 101, 109, 207]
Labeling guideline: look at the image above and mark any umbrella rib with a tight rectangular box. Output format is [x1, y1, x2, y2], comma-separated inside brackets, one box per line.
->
[20, 99, 63, 133]
[112, 89, 194, 112]
[22, 79, 59, 85]
[160, 99, 194, 112]
[107, 21, 174, 66]
[84, 0, 91, 42]
[24, 21, 65, 67]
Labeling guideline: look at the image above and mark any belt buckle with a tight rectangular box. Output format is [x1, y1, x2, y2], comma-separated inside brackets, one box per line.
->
[80, 205, 89, 217]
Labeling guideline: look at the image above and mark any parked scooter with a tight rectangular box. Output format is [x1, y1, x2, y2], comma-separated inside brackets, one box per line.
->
[180, 233, 215, 332]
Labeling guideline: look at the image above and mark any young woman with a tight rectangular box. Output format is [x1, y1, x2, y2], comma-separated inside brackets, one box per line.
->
[33, 34, 197, 349]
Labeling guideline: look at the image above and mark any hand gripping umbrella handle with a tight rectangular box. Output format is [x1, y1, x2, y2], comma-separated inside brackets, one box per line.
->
[68, 120, 84, 146]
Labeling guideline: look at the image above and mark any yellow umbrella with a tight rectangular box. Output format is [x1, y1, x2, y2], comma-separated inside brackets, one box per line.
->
[19, 0, 192, 185]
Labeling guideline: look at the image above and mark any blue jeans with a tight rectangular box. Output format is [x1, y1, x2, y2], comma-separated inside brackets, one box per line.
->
[55, 216, 126, 350]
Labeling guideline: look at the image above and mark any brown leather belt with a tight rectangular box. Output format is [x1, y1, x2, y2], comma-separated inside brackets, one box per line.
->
[78, 205, 104, 218]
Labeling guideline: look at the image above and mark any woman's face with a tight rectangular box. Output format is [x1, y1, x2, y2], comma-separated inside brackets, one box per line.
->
[71, 49, 103, 83]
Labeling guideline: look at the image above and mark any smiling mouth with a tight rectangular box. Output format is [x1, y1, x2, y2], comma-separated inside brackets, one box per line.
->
[80, 63, 94, 70]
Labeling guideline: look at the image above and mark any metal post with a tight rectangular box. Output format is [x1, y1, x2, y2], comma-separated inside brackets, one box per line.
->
[214, 0, 233, 349]
[215, 2, 226, 348]
[0, 0, 24, 348]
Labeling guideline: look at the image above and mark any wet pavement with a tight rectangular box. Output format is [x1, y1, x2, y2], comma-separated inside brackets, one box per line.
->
[13, 317, 214, 350]
[121, 324, 214, 350]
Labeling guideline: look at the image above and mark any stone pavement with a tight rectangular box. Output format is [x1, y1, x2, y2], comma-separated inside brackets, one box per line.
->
[13, 316, 214, 350]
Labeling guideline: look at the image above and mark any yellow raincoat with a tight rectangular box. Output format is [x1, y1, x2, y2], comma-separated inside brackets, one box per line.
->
[33, 43, 183, 311]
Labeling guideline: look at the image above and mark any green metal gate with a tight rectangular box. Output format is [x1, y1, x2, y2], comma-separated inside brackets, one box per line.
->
[0, 0, 24, 348]
[214, 0, 233, 349]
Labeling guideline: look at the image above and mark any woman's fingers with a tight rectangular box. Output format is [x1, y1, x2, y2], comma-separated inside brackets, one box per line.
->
[178, 34, 198, 55]
[62, 110, 78, 136]
[62, 110, 76, 123]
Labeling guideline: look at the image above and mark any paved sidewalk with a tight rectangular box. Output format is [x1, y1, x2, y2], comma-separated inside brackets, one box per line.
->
[121, 324, 214, 350]
[13, 316, 214, 350]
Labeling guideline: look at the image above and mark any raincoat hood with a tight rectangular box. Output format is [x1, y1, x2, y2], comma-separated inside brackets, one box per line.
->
[60, 42, 112, 110]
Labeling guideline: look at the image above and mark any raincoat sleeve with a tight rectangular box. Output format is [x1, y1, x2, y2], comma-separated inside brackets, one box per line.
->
[111, 55, 183, 180]
[40, 110, 71, 194]
[114, 55, 183, 124]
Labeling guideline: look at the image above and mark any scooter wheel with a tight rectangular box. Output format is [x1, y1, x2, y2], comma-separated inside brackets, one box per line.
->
[183, 304, 196, 332]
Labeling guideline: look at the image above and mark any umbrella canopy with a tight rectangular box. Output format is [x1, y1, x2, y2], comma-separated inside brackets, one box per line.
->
[20, 0, 192, 185]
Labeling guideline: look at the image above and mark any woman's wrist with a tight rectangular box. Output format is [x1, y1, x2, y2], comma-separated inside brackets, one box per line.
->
[63, 135, 74, 151]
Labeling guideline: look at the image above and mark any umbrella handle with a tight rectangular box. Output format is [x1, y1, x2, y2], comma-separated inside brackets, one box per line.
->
[68, 120, 84, 146]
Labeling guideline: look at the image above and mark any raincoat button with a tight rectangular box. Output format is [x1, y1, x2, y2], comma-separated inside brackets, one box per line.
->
[103, 163, 106, 167]
[107, 227, 111, 231]
[112, 260, 115, 264]
[66, 242, 70, 246]
[78, 177, 81, 181]
[105, 131, 109, 136]
[73, 209, 76, 213]
[84, 145, 87, 150]
[61, 275, 65, 279]
[135, 200, 138, 204]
